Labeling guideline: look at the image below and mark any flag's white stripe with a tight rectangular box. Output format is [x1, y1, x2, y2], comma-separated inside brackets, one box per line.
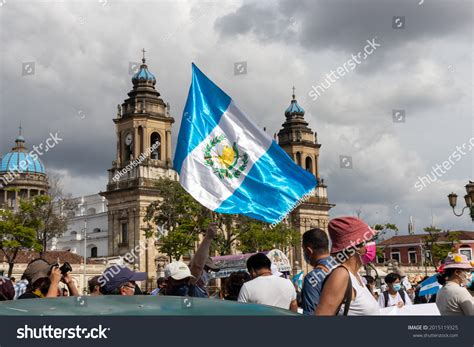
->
[180, 101, 272, 210]
[421, 282, 440, 291]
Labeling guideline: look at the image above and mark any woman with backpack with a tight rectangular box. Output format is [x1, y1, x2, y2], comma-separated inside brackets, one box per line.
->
[315, 217, 380, 316]
[378, 272, 412, 308]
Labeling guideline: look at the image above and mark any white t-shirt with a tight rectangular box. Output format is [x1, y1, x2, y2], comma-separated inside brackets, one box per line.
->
[238, 275, 297, 310]
[378, 290, 412, 308]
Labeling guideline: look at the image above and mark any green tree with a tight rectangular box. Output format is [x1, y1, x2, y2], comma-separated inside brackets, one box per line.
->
[236, 217, 300, 254]
[143, 177, 211, 260]
[422, 226, 460, 270]
[26, 194, 69, 256]
[143, 178, 301, 258]
[372, 223, 399, 242]
[0, 200, 43, 277]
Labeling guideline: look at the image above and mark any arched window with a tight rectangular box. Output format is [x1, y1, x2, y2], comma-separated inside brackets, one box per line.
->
[67, 211, 76, 218]
[150, 132, 161, 160]
[120, 223, 129, 245]
[296, 152, 301, 166]
[90, 246, 98, 258]
[87, 207, 96, 215]
[305, 156, 313, 173]
[70, 231, 77, 236]
[93, 228, 101, 233]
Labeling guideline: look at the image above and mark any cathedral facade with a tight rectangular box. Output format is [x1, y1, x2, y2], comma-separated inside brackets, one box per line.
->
[102, 55, 333, 285]
[100, 54, 177, 288]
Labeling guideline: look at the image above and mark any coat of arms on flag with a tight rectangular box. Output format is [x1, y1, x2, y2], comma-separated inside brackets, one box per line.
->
[203, 135, 249, 180]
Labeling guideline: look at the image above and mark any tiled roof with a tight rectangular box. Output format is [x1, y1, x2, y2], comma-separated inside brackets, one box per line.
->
[0, 250, 89, 265]
[378, 231, 474, 247]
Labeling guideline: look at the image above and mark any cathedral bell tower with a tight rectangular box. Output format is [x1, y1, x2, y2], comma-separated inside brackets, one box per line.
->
[101, 50, 177, 287]
[277, 88, 334, 274]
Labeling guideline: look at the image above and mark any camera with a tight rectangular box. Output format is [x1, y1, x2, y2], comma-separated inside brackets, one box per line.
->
[59, 262, 72, 275]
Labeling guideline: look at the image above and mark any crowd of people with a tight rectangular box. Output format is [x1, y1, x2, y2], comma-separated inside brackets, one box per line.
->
[1, 216, 473, 316]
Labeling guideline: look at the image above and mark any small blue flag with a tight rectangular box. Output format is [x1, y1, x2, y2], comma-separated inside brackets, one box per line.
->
[419, 274, 441, 296]
[292, 271, 304, 290]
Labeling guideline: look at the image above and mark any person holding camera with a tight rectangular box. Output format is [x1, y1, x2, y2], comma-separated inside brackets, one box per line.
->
[18, 258, 79, 299]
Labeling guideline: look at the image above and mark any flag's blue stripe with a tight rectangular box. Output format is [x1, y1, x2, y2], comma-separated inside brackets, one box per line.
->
[173, 63, 232, 174]
[419, 275, 440, 296]
[215, 141, 317, 223]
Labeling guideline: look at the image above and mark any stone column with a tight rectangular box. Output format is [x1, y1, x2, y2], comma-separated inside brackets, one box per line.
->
[166, 130, 172, 164]
[134, 127, 140, 159]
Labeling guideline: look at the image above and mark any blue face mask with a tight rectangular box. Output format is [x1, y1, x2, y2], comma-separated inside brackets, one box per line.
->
[169, 284, 189, 297]
[303, 251, 311, 264]
[392, 283, 401, 291]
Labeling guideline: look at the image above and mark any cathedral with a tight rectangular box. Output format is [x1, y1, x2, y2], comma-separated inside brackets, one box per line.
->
[0, 130, 49, 209]
[277, 89, 334, 273]
[101, 52, 334, 282]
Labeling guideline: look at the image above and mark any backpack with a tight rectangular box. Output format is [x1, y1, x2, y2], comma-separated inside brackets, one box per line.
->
[383, 289, 406, 307]
[321, 265, 353, 316]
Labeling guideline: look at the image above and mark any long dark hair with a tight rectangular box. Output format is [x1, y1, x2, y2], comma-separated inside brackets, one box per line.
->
[437, 268, 457, 285]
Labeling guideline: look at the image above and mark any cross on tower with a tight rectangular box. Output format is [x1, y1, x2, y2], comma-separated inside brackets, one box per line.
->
[142, 48, 146, 63]
[18, 123, 22, 136]
[292, 86, 296, 100]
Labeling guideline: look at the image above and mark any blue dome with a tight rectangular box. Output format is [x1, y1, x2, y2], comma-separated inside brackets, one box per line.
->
[132, 63, 156, 85]
[0, 151, 45, 174]
[285, 99, 305, 116]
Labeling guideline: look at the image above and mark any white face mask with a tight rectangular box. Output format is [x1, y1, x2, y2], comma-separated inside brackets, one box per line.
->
[459, 271, 473, 287]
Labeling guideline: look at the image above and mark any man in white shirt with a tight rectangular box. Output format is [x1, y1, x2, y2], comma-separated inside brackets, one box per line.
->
[379, 272, 412, 308]
[237, 253, 298, 312]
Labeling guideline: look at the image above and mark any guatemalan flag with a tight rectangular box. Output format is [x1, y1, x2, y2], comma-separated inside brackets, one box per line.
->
[173, 64, 317, 224]
[419, 274, 441, 296]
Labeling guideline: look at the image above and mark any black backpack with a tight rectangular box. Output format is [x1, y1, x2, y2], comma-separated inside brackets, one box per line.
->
[321, 265, 353, 316]
[383, 289, 406, 307]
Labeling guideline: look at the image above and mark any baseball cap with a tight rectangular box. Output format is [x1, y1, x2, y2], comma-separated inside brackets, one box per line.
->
[23, 258, 53, 285]
[164, 261, 195, 280]
[100, 266, 147, 293]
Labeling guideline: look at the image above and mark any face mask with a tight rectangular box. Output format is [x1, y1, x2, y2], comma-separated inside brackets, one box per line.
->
[303, 250, 311, 264]
[169, 283, 189, 297]
[460, 271, 473, 287]
[392, 283, 401, 291]
[361, 242, 376, 265]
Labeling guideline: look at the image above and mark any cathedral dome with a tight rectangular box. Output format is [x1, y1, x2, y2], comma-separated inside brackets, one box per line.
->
[131, 57, 156, 86]
[0, 135, 46, 175]
[285, 87, 305, 117]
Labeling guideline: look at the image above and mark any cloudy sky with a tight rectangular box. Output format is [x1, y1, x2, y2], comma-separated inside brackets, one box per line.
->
[0, 0, 472, 234]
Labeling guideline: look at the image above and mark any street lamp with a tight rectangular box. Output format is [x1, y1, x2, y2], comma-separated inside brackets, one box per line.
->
[448, 181, 474, 222]
[79, 197, 88, 294]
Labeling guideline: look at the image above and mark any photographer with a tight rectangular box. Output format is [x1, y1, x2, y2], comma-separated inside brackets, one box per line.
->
[18, 258, 79, 299]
